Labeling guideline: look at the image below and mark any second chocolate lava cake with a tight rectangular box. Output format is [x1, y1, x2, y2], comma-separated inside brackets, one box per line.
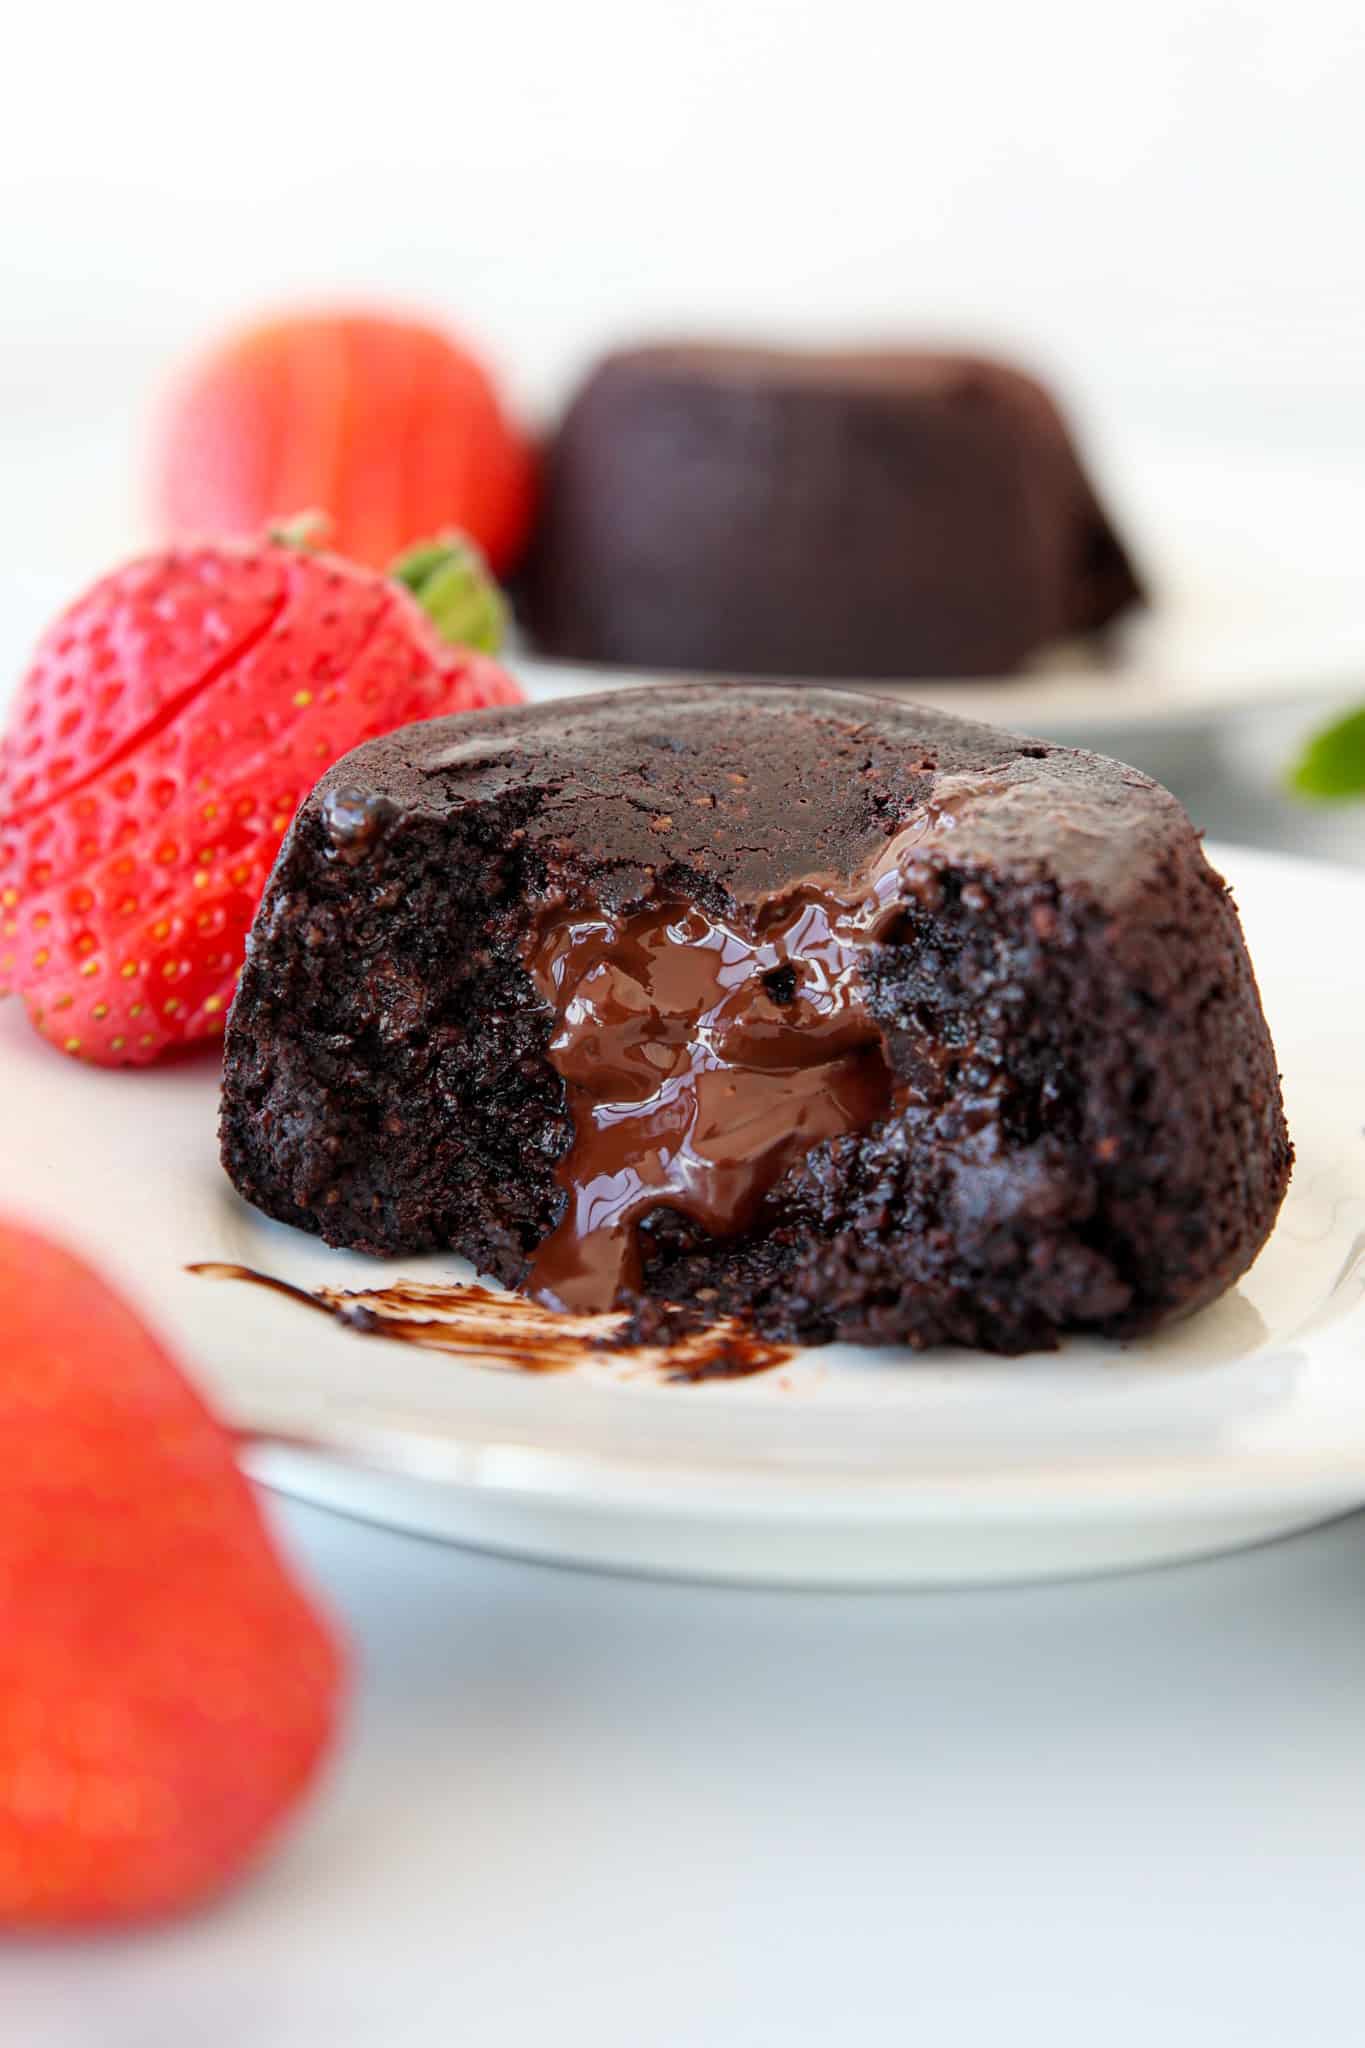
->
[522, 345, 1143, 678]
[220, 686, 1290, 1355]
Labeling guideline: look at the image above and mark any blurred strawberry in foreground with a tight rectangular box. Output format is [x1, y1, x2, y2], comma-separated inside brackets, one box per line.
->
[0, 528, 522, 1065]
[157, 308, 538, 574]
[0, 1218, 345, 1926]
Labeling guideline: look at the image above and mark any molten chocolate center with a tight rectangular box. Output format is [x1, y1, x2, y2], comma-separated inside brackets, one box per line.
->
[523, 862, 909, 1313]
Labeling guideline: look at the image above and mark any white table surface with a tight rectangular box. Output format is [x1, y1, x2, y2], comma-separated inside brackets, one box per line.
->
[9, 1494, 1365, 2048]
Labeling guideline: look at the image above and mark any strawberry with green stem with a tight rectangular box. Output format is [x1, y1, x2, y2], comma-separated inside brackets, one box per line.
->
[0, 529, 519, 1065]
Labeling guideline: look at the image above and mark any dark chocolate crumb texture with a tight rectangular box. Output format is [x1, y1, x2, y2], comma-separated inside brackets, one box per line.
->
[220, 686, 1291, 1355]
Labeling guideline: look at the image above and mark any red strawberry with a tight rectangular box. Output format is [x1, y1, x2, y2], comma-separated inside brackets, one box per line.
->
[0, 1217, 345, 1926]
[157, 308, 538, 574]
[0, 532, 522, 1064]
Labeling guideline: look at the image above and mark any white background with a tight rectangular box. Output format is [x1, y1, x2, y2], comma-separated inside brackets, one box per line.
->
[5, 0, 1365, 456]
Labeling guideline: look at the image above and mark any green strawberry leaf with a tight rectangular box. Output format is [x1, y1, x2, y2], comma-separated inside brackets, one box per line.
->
[1291, 705, 1365, 799]
[389, 532, 506, 654]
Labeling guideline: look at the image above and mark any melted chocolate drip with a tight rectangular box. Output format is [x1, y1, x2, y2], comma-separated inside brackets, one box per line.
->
[187, 1264, 790, 1380]
[521, 815, 961, 1315]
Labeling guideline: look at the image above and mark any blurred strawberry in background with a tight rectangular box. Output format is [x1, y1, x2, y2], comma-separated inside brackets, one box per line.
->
[156, 310, 538, 575]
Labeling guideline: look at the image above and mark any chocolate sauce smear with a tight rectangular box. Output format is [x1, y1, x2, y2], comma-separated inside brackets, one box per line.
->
[187, 1264, 790, 1381]
[521, 811, 965, 1315]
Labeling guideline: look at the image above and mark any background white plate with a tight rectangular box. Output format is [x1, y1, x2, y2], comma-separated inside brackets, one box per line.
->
[3, 843, 1363, 1587]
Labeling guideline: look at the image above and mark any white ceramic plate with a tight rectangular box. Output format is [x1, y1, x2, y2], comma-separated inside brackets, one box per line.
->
[3, 843, 1364, 1587]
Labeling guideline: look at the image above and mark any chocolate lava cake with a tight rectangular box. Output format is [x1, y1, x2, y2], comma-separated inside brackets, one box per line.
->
[220, 686, 1289, 1355]
[521, 345, 1143, 680]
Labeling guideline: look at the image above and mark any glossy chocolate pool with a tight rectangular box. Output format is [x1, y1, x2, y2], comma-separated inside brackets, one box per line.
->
[521, 825, 936, 1313]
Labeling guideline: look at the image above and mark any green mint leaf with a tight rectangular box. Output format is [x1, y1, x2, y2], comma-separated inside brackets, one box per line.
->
[1291, 705, 1365, 799]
